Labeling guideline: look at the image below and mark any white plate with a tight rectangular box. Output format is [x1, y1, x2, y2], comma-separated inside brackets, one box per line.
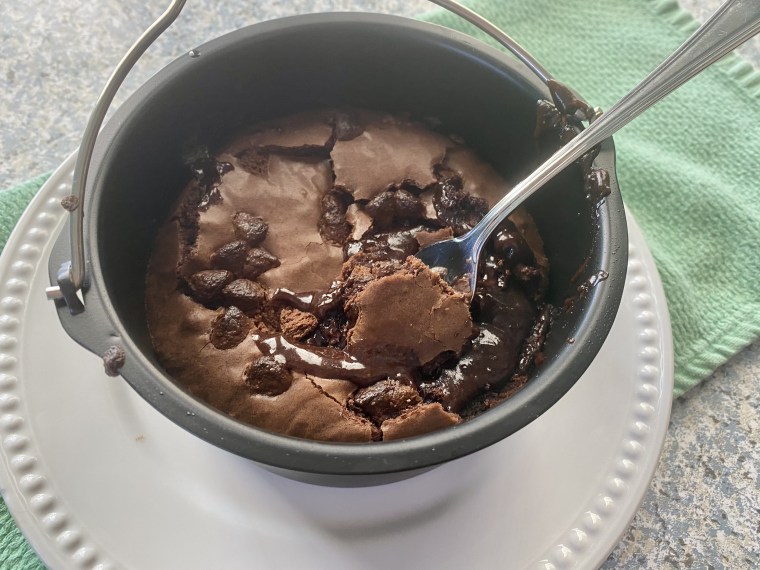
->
[0, 153, 673, 570]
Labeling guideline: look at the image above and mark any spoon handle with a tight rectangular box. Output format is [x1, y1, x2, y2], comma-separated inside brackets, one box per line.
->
[466, 0, 760, 257]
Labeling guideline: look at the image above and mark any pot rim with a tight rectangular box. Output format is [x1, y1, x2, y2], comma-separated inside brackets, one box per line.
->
[69, 12, 628, 476]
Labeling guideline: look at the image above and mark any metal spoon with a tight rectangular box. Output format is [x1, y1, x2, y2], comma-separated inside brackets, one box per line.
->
[416, 0, 760, 293]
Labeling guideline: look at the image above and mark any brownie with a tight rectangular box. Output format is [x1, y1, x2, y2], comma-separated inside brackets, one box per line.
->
[145, 109, 551, 442]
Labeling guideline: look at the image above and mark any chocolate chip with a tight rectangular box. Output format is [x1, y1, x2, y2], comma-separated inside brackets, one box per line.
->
[364, 190, 396, 217]
[211, 240, 248, 273]
[318, 189, 353, 245]
[352, 378, 421, 423]
[209, 306, 250, 349]
[343, 230, 419, 262]
[306, 311, 348, 349]
[187, 156, 231, 213]
[103, 345, 126, 377]
[222, 278, 267, 312]
[433, 174, 488, 236]
[236, 147, 269, 177]
[187, 269, 234, 303]
[61, 194, 79, 212]
[279, 307, 318, 341]
[365, 189, 425, 230]
[578, 144, 601, 171]
[333, 112, 364, 141]
[534, 99, 563, 137]
[243, 356, 292, 396]
[514, 264, 542, 296]
[393, 189, 427, 219]
[233, 212, 268, 246]
[191, 156, 229, 187]
[558, 123, 579, 146]
[217, 161, 234, 176]
[364, 191, 396, 229]
[197, 186, 222, 211]
[585, 167, 611, 198]
[492, 222, 535, 267]
[242, 247, 280, 279]
[434, 175, 462, 210]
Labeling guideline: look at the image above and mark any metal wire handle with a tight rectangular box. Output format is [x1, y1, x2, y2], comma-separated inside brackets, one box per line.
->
[46, 0, 560, 313]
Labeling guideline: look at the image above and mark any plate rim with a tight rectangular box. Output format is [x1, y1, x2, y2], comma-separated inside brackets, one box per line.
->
[0, 153, 674, 570]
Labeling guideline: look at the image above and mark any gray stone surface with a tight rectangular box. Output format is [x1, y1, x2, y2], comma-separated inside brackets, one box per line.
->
[1, 1, 758, 568]
[602, 339, 760, 569]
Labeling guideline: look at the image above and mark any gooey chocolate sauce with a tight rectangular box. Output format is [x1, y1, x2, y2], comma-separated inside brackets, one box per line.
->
[270, 284, 342, 317]
[262, 219, 548, 412]
[251, 333, 416, 387]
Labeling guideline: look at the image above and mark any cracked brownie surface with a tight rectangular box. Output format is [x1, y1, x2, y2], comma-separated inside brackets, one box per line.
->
[145, 109, 550, 442]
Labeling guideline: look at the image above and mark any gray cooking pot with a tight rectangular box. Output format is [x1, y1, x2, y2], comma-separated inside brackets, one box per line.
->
[48, 11, 627, 486]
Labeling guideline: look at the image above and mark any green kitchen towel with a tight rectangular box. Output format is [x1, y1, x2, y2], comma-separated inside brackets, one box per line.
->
[0, 174, 50, 570]
[1, 0, 759, 566]
[423, 0, 760, 397]
[0, 502, 45, 570]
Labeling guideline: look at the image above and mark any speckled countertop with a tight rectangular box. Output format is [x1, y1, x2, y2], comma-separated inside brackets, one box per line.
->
[1, 0, 758, 568]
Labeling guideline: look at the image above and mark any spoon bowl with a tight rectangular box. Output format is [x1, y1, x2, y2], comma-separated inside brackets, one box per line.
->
[415, 232, 478, 292]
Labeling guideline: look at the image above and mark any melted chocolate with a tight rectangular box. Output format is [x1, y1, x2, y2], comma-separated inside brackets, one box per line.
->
[419, 322, 523, 413]
[547, 79, 595, 121]
[343, 229, 421, 261]
[270, 213, 548, 412]
[514, 304, 551, 377]
[271, 284, 343, 317]
[432, 173, 489, 236]
[251, 333, 416, 387]
[191, 155, 233, 211]
[534, 99, 563, 138]
[563, 270, 609, 311]
[578, 270, 609, 299]
[420, 283, 538, 413]
[585, 167, 611, 198]
[534, 93, 610, 208]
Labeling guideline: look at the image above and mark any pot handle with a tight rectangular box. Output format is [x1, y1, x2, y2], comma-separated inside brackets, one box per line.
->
[45, 0, 569, 314]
